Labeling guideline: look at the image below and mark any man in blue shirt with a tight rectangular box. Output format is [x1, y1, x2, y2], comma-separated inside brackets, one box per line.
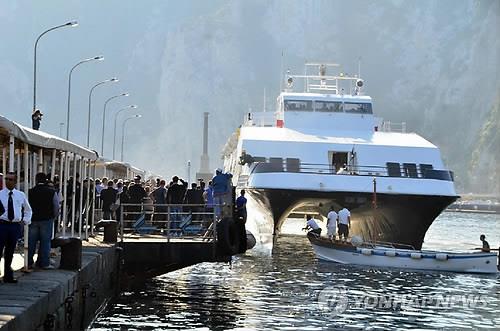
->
[211, 169, 232, 218]
[236, 190, 247, 222]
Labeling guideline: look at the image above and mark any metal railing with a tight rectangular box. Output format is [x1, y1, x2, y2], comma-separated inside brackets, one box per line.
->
[249, 161, 454, 181]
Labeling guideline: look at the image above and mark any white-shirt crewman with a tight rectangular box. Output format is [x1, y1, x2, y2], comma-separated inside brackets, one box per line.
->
[306, 218, 320, 230]
[338, 208, 350, 225]
[327, 210, 338, 236]
[0, 188, 32, 225]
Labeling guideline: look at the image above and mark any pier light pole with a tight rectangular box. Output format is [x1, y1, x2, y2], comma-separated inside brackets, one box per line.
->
[101, 93, 129, 157]
[113, 105, 137, 160]
[33, 21, 78, 116]
[121, 114, 141, 162]
[66, 55, 104, 140]
[87, 78, 118, 148]
[59, 122, 65, 138]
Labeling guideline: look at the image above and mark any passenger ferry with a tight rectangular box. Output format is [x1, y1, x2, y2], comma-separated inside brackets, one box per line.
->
[222, 63, 458, 249]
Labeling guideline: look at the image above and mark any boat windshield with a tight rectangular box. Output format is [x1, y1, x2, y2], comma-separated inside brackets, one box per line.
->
[315, 101, 342, 112]
[344, 102, 372, 114]
[284, 100, 313, 111]
[283, 99, 372, 114]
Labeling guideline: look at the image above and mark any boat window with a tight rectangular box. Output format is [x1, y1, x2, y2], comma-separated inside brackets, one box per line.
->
[343, 102, 372, 114]
[419, 164, 433, 177]
[386, 162, 401, 177]
[314, 101, 342, 112]
[284, 100, 313, 112]
[286, 158, 301, 172]
[403, 163, 418, 178]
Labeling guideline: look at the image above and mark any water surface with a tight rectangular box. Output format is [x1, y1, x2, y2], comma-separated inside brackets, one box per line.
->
[90, 212, 500, 330]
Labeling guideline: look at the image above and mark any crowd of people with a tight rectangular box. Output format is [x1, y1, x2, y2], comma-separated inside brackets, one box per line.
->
[0, 167, 238, 282]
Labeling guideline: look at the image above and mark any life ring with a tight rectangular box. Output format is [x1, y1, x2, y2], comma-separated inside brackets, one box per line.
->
[217, 217, 240, 255]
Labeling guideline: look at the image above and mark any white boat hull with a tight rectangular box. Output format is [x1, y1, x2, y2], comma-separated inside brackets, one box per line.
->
[309, 236, 499, 274]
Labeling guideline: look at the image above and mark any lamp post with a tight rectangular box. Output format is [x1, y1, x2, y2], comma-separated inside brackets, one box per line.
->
[59, 122, 65, 138]
[121, 114, 141, 162]
[87, 78, 119, 148]
[33, 21, 78, 115]
[113, 105, 137, 160]
[66, 55, 104, 140]
[101, 92, 129, 156]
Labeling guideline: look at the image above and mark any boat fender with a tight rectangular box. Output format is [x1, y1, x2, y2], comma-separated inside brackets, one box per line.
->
[435, 253, 448, 261]
[216, 217, 240, 256]
[361, 248, 372, 256]
[385, 250, 397, 257]
[410, 252, 422, 259]
[246, 230, 256, 250]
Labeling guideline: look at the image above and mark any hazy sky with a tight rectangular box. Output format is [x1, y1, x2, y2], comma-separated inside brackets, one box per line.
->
[1, 1, 498, 189]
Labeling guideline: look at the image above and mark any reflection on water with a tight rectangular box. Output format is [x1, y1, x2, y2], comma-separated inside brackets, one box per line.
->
[90, 213, 500, 330]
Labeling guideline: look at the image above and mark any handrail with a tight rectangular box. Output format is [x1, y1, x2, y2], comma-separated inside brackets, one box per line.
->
[249, 161, 454, 181]
[116, 203, 227, 245]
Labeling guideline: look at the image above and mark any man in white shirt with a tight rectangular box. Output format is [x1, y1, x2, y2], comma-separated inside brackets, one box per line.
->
[303, 214, 322, 236]
[326, 206, 338, 240]
[338, 207, 351, 242]
[0, 172, 32, 283]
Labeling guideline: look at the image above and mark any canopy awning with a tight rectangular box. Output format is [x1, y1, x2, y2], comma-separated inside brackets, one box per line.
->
[0, 115, 98, 160]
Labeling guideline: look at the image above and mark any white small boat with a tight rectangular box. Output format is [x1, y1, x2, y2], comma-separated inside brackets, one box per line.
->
[307, 233, 499, 274]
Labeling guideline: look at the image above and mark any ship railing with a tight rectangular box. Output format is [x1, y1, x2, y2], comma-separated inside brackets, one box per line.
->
[243, 112, 276, 127]
[91, 203, 227, 246]
[363, 240, 416, 250]
[249, 161, 454, 181]
[380, 121, 407, 133]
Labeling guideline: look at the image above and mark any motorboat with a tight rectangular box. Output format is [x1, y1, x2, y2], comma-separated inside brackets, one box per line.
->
[307, 233, 499, 274]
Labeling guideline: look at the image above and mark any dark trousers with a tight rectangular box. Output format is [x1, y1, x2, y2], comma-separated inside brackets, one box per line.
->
[0, 222, 22, 280]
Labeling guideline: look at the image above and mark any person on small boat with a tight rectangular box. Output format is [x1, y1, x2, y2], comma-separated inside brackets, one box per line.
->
[303, 214, 321, 236]
[480, 234, 490, 252]
[338, 207, 351, 242]
[326, 206, 338, 240]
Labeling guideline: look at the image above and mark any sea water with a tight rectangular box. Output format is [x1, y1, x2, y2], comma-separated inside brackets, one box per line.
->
[90, 212, 500, 330]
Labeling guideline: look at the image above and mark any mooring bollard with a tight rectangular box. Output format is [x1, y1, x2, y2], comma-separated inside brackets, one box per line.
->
[51, 237, 82, 270]
[95, 220, 118, 243]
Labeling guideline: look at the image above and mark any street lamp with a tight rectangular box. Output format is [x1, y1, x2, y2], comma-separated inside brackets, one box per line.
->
[121, 114, 141, 162]
[101, 92, 129, 156]
[33, 21, 78, 117]
[59, 122, 65, 138]
[113, 105, 137, 160]
[87, 78, 119, 147]
[66, 55, 104, 140]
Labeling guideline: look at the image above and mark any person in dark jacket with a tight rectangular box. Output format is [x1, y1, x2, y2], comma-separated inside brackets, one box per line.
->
[127, 175, 147, 222]
[166, 176, 186, 233]
[100, 180, 118, 220]
[28, 172, 59, 269]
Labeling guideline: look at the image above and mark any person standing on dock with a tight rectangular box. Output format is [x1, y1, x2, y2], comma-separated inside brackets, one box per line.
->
[338, 207, 351, 242]
[166, 176, 186, 233]
[236, 190, 247, 223]
[151, 179, 167, 225]
[100, 180, 118, 220]
[0, 172, 32, 283]
[326, 206, 338, 241]
[212, 168, 233, 218]
[28, 172, 59, 270]
[128, 175, 147, 223]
